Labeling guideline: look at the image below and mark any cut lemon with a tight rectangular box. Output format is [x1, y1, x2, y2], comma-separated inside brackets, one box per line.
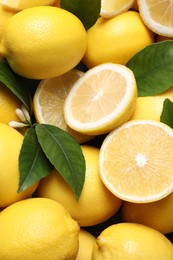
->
[33, 69, 94, 144]
[100, 0, 135, 18]
[64, 63, 137, 135]
[1, 0, 57, 11]
[99, 120, 173, 203]
[138, 0, 173, 36]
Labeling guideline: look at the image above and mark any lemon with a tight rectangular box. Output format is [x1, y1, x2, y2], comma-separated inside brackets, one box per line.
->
[36, 145, 122, 227]
[0, 6, 87, 79]
[100, 0, 135, 18]
[0, 82, 22, 124]
[0, 4, 13, 40]
[33, 69, 94, 144]
[83, 11, 154, 69]
[1, 0, 57, 11]
[92, 223, 173, 259]
[99, 120, 173, 203]
[122, 191, 173, 235]
[138, 0, 173, 36]
[130, 86, 173, 121]
[64, 63, 137, 135]
[0, 197, 80, 259]
[0, 123, 39, 207]
[76, 229, 96, 260]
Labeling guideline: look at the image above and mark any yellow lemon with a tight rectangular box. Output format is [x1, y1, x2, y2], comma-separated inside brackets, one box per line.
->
[0, 197, 80, 259]
[92, 223, 173, 259]
[130, 86, 173, 121]
[0, 82, 22, 124]
[83, 11, 154, 69]
[64, 63, 137, 135]
[0, 6, 87, 79]
[1, 0, 57, 11]
[99, 120, 173, 203]
[0, 123, 38, 207]
[36, 145, 122, 227]
[122, 191, 173, 235]
[33, 69, 94, 144]
[76, 229, 96, 260]
[138, 0, 173, 36]
[100, 0, 135, 18]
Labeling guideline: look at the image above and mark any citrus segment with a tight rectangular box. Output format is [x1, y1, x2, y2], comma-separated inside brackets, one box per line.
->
[1, 0, 57, 11]
[99, 120, 173, 203]
[64, 63, 137, 135]
[33, 69, 94, 143]
[138, 0, 173, 36]
[100, 0, 135, 18]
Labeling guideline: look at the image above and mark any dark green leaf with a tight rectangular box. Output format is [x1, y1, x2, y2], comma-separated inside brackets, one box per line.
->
[61, 0, 101, 30]
[160, 98, 173, 128]
[127, 41, 173, 97]
[0, 59, 31, 111]
[35, 124, 85, 199]
[18, 127, 53, 192]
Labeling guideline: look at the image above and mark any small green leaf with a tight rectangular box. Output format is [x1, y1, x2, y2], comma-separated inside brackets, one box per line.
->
[61, 0, 101, 30]
[127, 41, 173, 97]
[18, 127, 53, 192]
[0, 59, 31, 111]
[35, 124, 85, 199]
[160, 98, 173, 128]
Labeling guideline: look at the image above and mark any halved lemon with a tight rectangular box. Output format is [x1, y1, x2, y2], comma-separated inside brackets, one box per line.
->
[1, 0, 57, 11]
[100, 0, 135, 18]
[33, 69, 94, 144]
[138, 0, 173, 36]
[99, 120, 173, 203]
[64, 63, 137, 135]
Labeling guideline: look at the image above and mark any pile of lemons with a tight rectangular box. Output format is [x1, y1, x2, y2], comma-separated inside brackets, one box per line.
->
[0, 0, 173, 259]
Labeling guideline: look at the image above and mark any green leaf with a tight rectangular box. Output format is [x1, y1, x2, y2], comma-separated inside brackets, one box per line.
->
[0, 59, 31, 111]
[127, 41, 173, 97]
[61, 0, 101, 30]
[160, 98, 173, 129]
[35, 124, 86, 199]
[18, 127, 53, 192]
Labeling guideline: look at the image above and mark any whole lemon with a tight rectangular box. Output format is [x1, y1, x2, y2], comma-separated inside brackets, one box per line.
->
[83, 11, 154, 69]
[0, 123, 38, 207]
[0, 6, 87, 79]
[92, 223, 173, 259]
[122, 192, 173, 235]
[36, 145, 122, 226]
[0, 197, 80, 259]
